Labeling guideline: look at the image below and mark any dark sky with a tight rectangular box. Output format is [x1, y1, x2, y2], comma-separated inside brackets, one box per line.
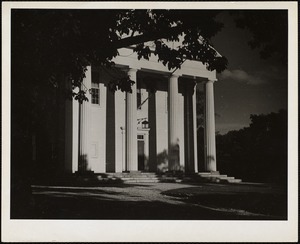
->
[210, 11, 288, 134]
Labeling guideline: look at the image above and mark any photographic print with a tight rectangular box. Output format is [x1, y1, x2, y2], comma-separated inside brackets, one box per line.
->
[2, 1, 298, 242]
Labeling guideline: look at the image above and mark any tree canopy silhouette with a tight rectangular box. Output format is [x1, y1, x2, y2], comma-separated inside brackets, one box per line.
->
[216, 110, 287, 184]
[12, 9, 228, 102]
[12, 9, 287, 111]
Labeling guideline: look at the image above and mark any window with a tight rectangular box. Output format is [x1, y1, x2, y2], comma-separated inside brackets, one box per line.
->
[91, 82, 100, 105]
[137, 135, 144, 140]
[137, 88, 142, 109]
[91, 69, 100, 105]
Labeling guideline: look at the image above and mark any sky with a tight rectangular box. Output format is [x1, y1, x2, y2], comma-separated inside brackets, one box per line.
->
[210, 11, 288, 134]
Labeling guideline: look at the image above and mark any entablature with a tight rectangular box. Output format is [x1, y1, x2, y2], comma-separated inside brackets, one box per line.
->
[113, 48, 217, 81]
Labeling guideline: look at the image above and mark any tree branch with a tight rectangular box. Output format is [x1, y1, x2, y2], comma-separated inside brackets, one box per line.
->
[112, 26, 184, 49]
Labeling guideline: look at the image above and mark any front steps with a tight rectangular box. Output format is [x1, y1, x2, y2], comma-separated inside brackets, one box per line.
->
[93, 171, 242, 184]
[33, 171, 241, 186]
[187, 172, 242, 184]
[99, 172, 161, 183]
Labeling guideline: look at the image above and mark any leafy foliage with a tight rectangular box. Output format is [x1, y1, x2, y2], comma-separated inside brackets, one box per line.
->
[12, 9, 227, 100]
[11, 9, 229, 148]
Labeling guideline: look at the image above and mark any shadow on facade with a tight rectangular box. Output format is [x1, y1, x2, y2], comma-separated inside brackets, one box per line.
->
[156, 150, 168, 172]
[183, 85, 195, 173]
[168, 142, 181, 171]
[106, 88, 116, 172]
[204, 155, 215, 171]
[197, 127, 205, 171]
[78, 154, 89, 172]
[148, 90, 157, 171]
[156, 145, 185, 173]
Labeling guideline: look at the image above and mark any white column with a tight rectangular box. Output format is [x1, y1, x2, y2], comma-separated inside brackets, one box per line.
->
[204, 80, 217, 172]
[72, 94, 79, 173]
[125, 68, 138, 171]
[193, 81, 198, 173]
[168, 74, 180, 171]
[115, 91, 126, 173]
[78, 66, 91, 172]
[178, 92, 185, 170]
[185, 87, 192, 172]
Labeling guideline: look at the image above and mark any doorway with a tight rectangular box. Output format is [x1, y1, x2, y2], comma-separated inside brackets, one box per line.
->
[138, 139, 145, 171]
[137, 130, 149, 171]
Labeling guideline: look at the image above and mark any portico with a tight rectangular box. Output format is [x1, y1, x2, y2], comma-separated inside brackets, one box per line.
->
[65, 47, 217, 174]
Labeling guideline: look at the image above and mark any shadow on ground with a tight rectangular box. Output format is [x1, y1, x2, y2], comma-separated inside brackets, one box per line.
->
[162, 184, 287, 219]
[11, 182, 287, 220]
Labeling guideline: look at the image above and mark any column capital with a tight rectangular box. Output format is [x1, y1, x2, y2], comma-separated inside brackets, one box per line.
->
[162, 73, 179, 79]
[146, 88, 157, 93]
[128, 67, 139, 73]
[119, 67, 139, 74]
[205, 79, 217, 84]
[169, 73, 180, 79]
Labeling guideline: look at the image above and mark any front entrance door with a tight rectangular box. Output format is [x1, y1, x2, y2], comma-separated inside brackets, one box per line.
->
[138, 140, 145, 171]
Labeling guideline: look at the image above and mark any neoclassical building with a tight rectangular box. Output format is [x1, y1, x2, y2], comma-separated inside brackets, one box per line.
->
[64, 47, 217, 174]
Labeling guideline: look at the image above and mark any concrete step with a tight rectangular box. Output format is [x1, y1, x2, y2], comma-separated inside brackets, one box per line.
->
[182, 173, 242, 184]
[218, 176, 234, 180]
[120, 177, 160, 181]
[197, 172, 213, 176]
[197, 174, 226, 178]
[105, 173, 158, 178]
[120, 179, 160, 183]
[124, 176, 159, 179]
[217, 175, 228, 178]
[226, 178, 242, 183]
[196, 174, 217, 178]
[197, 171, 220, 175]
[98, 174, 158, 179]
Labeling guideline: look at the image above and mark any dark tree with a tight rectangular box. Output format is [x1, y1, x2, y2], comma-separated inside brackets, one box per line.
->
[216, 110, 287, 184]
[12, 9, 227, 100]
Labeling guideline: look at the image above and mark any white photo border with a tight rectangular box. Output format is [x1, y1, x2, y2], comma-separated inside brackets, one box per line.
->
[2, 1, 298, 242]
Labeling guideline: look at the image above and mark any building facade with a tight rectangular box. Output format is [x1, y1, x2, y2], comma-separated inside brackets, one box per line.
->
[64, 47, 217, 174]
